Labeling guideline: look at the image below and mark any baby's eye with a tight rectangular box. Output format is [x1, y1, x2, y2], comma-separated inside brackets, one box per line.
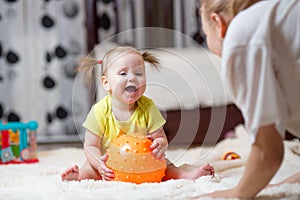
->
[119, 72, 127, 76]
[135, 72, 144, 76]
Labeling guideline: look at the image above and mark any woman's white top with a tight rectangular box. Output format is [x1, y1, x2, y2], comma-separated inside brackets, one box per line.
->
[222, 0, 300, 142]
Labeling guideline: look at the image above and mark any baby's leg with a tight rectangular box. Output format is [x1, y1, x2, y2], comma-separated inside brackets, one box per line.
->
[61, 160, 102, 181]
[163, 161, 214, 181]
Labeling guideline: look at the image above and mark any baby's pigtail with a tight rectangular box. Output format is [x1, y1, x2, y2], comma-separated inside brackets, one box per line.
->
[142, 52, 160, 69]
[76, 56, 99, 89]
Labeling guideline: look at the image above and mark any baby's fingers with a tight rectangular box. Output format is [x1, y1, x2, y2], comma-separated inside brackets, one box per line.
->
[99, 167, 114, 181]
[149, 139, 159, 150]
[100, 154, 109, 162]
[152, 148, 166, 160]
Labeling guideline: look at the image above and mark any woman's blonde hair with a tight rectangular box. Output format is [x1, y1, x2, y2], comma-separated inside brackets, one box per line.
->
[200, 0, 260, 23]
[77, 46, 159, 87]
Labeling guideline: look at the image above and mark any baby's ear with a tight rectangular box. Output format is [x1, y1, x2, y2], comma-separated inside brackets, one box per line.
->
[101, 76, 111, 92]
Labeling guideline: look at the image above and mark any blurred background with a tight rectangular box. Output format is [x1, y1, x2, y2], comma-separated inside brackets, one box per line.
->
[0, 0, 206, 143]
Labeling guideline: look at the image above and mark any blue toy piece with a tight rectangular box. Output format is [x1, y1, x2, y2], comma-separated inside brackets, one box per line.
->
[0, 121, 38, 131]
[19, 128, 28, 156]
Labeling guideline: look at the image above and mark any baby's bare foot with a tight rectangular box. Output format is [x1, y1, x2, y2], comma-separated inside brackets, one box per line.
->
[184, 164, 214, 180]
[199, 163, 215, 176]
[61, 165, 80, 181]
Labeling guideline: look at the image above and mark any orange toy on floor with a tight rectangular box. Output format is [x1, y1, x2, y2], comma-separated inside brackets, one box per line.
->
[106, 134, 166, 184]
[222, 151, 241, 160]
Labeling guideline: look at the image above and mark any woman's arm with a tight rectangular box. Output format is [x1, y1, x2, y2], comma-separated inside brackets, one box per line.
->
[234, 124, 284, 198]
[202, 124, 284, 199]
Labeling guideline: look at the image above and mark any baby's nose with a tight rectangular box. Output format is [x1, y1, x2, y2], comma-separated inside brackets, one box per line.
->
[128, 73, 137, 82]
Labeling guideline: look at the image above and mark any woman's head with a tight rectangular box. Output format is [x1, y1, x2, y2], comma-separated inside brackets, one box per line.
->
[200, 0, 260, 56]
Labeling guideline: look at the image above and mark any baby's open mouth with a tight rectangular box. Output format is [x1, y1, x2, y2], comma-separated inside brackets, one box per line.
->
[125, 86, 137, 92]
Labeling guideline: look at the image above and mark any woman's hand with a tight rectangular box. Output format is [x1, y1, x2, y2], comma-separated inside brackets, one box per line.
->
[147, 128, 168, 160]
[192, 188, 236, 199]
[194, 124, 284, 199]
[97, 154, 115, 181]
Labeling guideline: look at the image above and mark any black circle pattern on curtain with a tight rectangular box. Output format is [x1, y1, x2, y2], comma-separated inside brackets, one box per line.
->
[5, 0, 18, 3]
[96, 0, 117, 42]
[98, 13, 111, 30]
[41, 14, 55, 28]
[6, 51, 19, 64]
[63, 1, 79, 18]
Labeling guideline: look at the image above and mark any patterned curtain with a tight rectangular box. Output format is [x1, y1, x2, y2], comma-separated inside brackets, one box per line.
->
[95, 0, 137, 45]
[0, 0, 88, 142]
[95, 0, 203, 48]
[174, 0, 206, 47]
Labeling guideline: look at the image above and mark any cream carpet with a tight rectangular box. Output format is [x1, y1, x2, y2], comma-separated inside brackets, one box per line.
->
[1, 125, 300, 200]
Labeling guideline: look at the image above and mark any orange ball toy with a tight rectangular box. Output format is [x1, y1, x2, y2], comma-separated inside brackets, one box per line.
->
[222, 151, 241, 160]
[106, 134, 166, 184]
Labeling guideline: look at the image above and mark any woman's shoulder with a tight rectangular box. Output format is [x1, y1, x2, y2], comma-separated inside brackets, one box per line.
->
[226, 0, 280, 48]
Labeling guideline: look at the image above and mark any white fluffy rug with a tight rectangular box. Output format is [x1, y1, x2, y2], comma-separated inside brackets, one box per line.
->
[1, 125, 300, 200]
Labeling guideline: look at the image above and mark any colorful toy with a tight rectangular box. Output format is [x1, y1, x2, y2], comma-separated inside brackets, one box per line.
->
[0, 121, 38, 164]
[106, 134, 166, 184]
[222, 151, 241, 160]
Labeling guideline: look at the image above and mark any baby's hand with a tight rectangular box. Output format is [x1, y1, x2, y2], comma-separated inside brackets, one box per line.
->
[147, 135, 168, 160]
[97, 154, 114, 181]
